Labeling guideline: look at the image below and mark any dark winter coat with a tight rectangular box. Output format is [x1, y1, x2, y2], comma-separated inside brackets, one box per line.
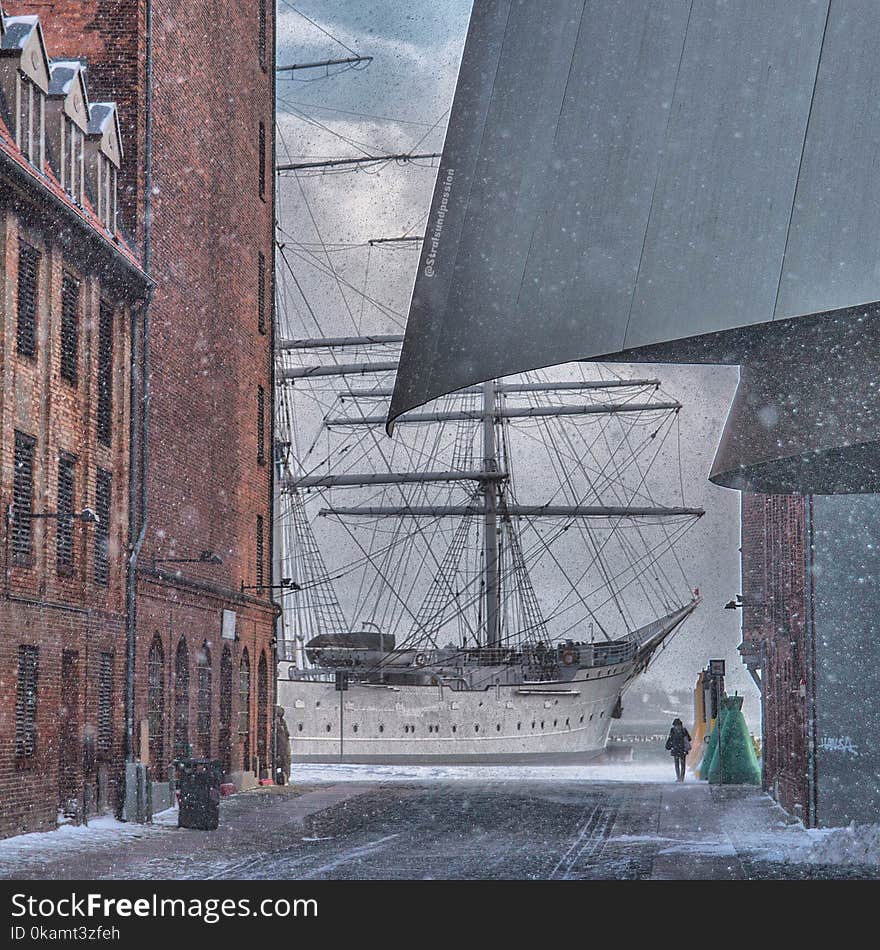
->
[665, 724, 691, 758]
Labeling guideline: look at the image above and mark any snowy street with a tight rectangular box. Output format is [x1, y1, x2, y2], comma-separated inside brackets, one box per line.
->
[2, 758, 878, 880]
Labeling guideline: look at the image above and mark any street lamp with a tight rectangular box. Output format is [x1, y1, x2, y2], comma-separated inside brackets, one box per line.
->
[151, 550, 222, 569]
[240, 576, 301, 594]
[7, 505, 101, 524]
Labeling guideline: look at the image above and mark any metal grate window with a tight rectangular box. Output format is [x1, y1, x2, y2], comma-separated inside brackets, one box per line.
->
[174, 640, 190, 760]
[197, 644, 212, 758]
[97, 301, 114, 446]
[60, 271, 80, 384]
[147, 637, 165, 779]
[257, 386, 266, 465]
[238, 650, 250, 737]
[12, 431, 36, 561]
[98, 652, 114, 753]
[258, 0, 268, 69]
[15, 645, 39, 758]
[17, 243, 40, 358]
[94, 468, 111, 585]
[256, 515, 264, 592]
[258, 122, 266, 199]
[56, 453, 76, 573]
[257, 652, 268, 766]
[258, 251, 267, 334]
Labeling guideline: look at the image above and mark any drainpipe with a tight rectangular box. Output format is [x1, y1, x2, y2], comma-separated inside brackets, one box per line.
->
[124, 0, 153, 773]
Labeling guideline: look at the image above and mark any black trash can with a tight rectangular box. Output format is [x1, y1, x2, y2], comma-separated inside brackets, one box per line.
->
[176, 758, 222, 830]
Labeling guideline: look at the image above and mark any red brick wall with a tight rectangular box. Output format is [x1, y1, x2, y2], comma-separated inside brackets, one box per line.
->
[30, 1, 278, 788]
[0, 191, 143, 838]
[0, 604, 127, 836]
[741, 493, 811, 820]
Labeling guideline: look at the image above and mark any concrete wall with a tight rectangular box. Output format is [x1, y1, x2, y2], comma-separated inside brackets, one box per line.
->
[811, 494, 880, 826]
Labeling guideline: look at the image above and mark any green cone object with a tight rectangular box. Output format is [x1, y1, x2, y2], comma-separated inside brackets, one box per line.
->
[707, 696, 761, 785]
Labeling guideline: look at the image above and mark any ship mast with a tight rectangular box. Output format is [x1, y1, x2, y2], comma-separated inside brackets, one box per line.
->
[482, 380, 501, 649]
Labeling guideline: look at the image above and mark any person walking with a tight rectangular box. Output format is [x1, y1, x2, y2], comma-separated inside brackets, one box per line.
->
[665, 717, 692, 782]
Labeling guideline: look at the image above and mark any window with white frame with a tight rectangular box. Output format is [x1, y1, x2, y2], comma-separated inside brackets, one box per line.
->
[65, 117, 84, 203]
[98, 153, 117, 230]
[18, 73, 44, 167]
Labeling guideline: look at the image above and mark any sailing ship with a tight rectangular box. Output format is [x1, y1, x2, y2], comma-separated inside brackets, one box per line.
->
[272, 5, 705, 763]
[274, 335, 703, 762]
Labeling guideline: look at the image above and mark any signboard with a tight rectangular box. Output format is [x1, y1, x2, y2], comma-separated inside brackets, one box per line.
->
[221, 609, 237, 641]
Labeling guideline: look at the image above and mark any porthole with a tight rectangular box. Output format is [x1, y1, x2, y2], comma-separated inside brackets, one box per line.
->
[474, 724, 480, 733]
[353, 724, 358, 733]
[297, 723, 303, 732]
[496, 724, 501, 732]
[404, 725, 409, 733]
[325, 724, 331, 732]
[379, 724, 385, 733]
[452, 725, 457, 733]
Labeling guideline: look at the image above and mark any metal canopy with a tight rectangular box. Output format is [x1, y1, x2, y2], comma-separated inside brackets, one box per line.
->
[388, 0, 880, 492]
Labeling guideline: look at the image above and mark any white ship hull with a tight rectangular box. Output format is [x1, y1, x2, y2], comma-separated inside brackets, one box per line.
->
[279, 659, 633, 763]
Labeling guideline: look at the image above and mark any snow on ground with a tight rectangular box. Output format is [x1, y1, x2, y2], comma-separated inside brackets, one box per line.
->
[0, 807, 178, 874]
[610, 819, 880, 866]
[291, 759, 677, 784]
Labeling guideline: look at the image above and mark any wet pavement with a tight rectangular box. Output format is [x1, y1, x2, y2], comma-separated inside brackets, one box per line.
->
[2, 771, 877, 880]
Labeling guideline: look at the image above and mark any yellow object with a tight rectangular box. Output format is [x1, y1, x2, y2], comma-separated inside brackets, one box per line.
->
[688, 670, 711, 771]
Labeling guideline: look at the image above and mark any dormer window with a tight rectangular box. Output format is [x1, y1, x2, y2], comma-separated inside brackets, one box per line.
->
[64, 117, 84, 204]
[97, 152, 117, 230]
[18, 72, 45, 167]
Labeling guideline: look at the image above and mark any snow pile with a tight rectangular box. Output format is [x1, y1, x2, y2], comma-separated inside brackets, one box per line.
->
[800, 824, 880, 866]
[0, 807, 179, 876]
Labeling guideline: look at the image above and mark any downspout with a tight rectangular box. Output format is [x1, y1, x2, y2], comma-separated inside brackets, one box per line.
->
[125, 0, 153, 766]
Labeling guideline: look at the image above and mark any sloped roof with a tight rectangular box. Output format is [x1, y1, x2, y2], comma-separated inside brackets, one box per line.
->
[48, 58, 87, 97]
[0, 15, 39, 52]
[87, 101, 115, 135]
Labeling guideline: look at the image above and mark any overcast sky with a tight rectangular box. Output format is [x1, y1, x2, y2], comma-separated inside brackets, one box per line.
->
[274, 2, 759, 721]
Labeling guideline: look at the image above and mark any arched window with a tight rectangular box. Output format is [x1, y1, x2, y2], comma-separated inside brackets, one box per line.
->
[147, 635, 165, 778]
[173, 639, 189, 760]
[239, 649, 251, 771]
[219, 646, 233, 774]
[257, 651, 268, 773]
[197, 642, 212, 758]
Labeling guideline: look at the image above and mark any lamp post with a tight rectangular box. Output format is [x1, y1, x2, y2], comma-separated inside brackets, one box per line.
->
[240, 576, 301, 595]
[151, 550, 222, 570]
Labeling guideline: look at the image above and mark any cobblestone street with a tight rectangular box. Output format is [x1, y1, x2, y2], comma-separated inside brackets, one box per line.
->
[3, 763, 876, 880]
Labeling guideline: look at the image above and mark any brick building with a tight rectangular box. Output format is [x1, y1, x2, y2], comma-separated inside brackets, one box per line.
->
[1, 1, 277, 838]
[740, 492, 880, 827]
[0, 6, 151, 836]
